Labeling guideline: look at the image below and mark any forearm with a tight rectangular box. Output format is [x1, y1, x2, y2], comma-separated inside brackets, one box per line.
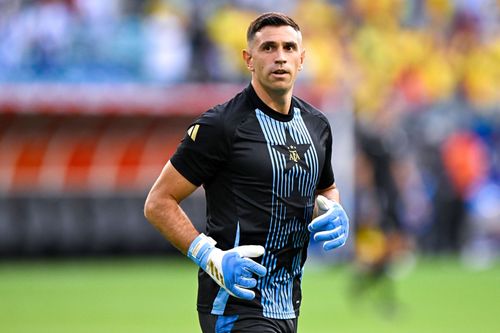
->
[317, 183, 340, 203]
[144, 161, 200, 255]
[143, 161, 267, 301]
[144, 196, 199, 255]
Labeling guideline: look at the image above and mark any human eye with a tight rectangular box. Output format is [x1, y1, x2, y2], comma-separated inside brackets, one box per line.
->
[261, 42, 275, 52]
[284, 43, 297, 51]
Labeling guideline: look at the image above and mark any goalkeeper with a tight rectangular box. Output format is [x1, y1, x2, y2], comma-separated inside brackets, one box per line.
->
[144, 12, 349, 333]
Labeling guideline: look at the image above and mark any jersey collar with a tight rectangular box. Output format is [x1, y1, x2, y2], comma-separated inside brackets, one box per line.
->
[246, 83, 295, 122]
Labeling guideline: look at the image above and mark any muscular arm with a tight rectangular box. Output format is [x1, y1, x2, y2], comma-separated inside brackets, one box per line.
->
[145, 161, 267, 299]
[144, 161, 200, 255]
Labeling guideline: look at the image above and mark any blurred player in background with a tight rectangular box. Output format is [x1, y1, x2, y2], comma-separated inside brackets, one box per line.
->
[351, 119, 415, 317]
[144, 12, 349, 333]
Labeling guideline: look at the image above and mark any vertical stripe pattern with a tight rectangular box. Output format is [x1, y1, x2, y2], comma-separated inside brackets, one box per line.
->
[255, 107, 320, 319]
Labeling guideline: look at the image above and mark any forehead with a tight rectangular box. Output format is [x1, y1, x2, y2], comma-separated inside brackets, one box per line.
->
[252, 25, 302, 46]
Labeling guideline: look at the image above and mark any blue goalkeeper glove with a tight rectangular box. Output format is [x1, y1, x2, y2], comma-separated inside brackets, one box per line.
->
[187, 233, 267, 300]
[308, 195, 349, 250]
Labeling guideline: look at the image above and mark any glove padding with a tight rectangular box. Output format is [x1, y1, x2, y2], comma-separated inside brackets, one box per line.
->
[308, 195, 349, 250]
[187, 234, 267, 300]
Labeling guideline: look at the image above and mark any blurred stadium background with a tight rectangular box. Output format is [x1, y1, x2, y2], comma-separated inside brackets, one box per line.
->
[0, 0, 499, 332]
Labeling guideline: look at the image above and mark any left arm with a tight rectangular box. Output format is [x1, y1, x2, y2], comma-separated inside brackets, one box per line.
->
[309, 182, 349, 251]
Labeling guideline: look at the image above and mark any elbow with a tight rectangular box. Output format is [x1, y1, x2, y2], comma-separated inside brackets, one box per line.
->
[144, 192, 176, 225]
[144, 195, 159, 223]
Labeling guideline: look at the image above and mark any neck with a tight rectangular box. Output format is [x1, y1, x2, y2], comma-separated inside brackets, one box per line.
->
[251, 80, 293, 115]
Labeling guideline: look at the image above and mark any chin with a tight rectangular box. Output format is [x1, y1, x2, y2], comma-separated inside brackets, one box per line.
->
[268, 81, 293, 93]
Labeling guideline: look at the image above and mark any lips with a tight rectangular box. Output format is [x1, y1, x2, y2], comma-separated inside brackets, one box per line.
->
[272, 69, 289, 75]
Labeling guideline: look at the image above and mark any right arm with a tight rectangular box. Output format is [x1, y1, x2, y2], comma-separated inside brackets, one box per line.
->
[144, 160, 200, 255]
[144, 159, 267, 300]
[145, 110, 266, 299]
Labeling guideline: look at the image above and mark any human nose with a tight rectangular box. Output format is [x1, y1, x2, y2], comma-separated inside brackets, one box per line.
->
[274, 48, 286, 64]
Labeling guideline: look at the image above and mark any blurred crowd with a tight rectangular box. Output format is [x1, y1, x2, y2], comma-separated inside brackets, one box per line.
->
[0, 1, 499, 98]
[0, 0, 499, 264]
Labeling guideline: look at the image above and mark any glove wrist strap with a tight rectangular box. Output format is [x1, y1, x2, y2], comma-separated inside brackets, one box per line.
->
[187, 233, 217, 269]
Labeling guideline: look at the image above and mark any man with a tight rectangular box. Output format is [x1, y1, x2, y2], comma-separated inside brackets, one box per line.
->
[144, 12, 349, 333]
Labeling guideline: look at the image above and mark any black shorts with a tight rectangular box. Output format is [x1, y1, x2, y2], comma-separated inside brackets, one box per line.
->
[198, 312, 298, 333]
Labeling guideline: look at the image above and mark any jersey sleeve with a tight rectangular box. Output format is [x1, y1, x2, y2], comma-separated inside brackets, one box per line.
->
[170, 108, 230, 187]
[317, 121, 335, 190]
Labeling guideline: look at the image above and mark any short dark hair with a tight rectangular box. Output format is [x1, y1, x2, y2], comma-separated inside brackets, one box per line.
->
[246, 12, 301, 43]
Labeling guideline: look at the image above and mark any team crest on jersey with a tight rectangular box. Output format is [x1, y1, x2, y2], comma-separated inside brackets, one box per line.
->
[187, 124, 200, 141]
[288, 146, 301, 163]
[272, 128, 310, 173]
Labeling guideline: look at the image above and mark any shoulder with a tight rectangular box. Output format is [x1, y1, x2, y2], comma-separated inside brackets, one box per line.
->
[292, 95, 330, 127]
[199, 88, 254, 135]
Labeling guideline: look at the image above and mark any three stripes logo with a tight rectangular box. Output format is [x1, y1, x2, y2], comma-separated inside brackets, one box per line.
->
[187, 124, 200, 141]
[207, 260, 225, 286]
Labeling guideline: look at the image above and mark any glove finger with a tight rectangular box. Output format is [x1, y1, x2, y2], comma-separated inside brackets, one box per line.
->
[240, 268, 253, 278]
[308, 215, 332, 232]
[313, 225, 343, 242]
[231, 286, 255, 300]
[330, 216, 344, 227]
[233, 245, 265, 258]
[329, 215, 349, 231]
[243, 258, 267, 277]
[328, 203, 349, 220]
[323, 233, 348, 251]
[236, 276, 257, 289]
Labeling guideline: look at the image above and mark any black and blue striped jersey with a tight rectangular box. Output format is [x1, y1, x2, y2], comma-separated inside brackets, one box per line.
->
[170, 84, 335, 319]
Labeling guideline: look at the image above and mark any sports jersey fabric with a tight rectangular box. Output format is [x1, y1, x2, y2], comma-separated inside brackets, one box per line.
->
[170, 84, 334, 319]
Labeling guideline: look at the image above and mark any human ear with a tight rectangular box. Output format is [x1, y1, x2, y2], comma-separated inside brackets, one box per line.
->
[242, 49, 254, 71]
[299, 49, 305, 71]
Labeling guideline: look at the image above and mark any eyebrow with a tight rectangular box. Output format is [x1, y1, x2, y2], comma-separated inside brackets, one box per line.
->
[259, 40, 298, 49]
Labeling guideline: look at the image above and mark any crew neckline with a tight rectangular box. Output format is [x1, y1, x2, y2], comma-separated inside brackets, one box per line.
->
[246, 83, 295, 122]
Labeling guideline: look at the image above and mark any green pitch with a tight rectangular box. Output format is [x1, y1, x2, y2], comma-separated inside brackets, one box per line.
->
[0, 256, 498, 333]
